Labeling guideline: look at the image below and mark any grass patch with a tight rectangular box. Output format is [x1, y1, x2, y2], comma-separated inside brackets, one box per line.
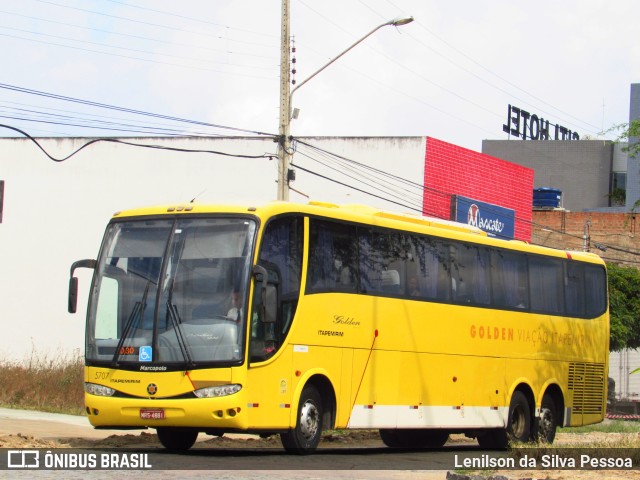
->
[0, 350, 84, 415]
[559, 420, 640, 434]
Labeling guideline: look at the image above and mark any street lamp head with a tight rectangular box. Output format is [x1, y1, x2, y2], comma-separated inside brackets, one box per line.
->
[388, 16, 414, 27]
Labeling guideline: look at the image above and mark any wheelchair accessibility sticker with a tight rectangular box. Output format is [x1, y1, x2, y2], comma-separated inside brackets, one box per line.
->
[139, 346, 152, 362]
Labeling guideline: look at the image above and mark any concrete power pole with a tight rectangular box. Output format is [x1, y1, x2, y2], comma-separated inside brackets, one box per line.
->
[277, 0, 292, 201]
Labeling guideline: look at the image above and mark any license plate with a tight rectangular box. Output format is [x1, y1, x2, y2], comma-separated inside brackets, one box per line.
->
[140, 409, 165, 420]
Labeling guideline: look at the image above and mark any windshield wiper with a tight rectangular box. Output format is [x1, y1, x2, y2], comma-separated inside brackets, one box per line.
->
[166, 301, 195, 369]
[112, 281, 151, 367]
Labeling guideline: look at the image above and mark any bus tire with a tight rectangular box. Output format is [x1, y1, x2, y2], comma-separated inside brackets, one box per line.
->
[535, 393, 558, 444]
[156, 427, 198, 451]
[280, 385, 323, 454]
[507, 390, 531, 443]
[380, 429, 449, 448]
[478, 391, 531, 449]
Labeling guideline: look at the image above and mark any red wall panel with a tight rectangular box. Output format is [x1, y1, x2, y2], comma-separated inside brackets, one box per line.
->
[423, 137, 533, 241]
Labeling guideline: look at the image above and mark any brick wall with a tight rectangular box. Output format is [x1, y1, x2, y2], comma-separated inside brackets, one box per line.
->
[423, 137, 534, 241]
[532, 210, 640, 266]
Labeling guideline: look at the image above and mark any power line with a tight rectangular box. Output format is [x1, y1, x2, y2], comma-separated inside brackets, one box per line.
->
[2, 118, 636, 262]
[296, 1, 501, 123]
[103, 0, 279, 40]
[32, 0, 278, 50]
[295, 147, 424, 211]
[0, 25, 277, 71]
[0, 9, 279, 60]
[0, 123, 277, 162]
[0, 83, 277, 137]
[0, 110, 220, 137]
[293, 138, 640, 254]
[0, 32, 277, 81]
[0, 100, 224, 137]
[299, 1, 602, 139]
[291, 162, 423, 214]
[378, 0, 603, 135]
[294, 152, 640, 261]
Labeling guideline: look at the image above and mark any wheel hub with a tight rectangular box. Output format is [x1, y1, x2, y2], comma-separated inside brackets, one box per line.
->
[538, 407, 554, 441]
[299, 400, 320, 440]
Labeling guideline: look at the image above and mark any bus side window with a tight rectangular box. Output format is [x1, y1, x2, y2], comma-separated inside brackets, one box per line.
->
[448, 244, 466, 301]
[308, 220, 357, 293]
[565, 262, 585, 316]
[458, 244, 490, 305]
[408, 235, 449, 302]
[529, 257, 563, 314]
[251, 216, 303, 362]
[359, 229, 397, 295]
[584, 264, 607, 317]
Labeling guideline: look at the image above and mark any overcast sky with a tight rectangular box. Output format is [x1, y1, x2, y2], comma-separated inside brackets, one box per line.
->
[1, 1, 638, 360]
[0, 0, 638, 151]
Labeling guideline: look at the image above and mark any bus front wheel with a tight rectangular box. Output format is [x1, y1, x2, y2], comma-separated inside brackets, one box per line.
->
[280, 385, 323, 454]
[156, 427, 198, 451]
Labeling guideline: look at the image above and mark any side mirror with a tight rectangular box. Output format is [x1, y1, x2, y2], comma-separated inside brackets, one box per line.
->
[68, 259, 97, 314]
[68, 276, 79, 314]
[252, 264, 277, 324]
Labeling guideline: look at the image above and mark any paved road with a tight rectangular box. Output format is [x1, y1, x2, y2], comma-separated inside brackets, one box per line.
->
[0, 407, 134, 441]
[0, 408, 456, 479]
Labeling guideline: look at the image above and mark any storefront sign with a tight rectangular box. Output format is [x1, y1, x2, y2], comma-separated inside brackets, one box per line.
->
[452, 195, 515, 239]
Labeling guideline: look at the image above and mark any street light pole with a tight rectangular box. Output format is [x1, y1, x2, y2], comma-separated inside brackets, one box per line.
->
[276, 7, 413, 201]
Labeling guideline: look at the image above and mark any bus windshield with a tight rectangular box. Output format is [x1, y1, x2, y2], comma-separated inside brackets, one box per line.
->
[86, 216, 256, 367]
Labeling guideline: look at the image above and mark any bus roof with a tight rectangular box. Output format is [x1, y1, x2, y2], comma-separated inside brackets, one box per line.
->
[112, 201, 484, 234]
[111, 201, 605, 265]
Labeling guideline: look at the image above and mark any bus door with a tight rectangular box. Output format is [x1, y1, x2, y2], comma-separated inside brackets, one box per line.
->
[245, 216, 303, 429]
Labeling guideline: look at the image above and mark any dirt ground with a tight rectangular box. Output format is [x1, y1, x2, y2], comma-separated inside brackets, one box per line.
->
[1, 429, 639, 479]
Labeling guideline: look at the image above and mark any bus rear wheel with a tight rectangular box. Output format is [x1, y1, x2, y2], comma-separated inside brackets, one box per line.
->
[156, 427, 198, 451]
[477, 391, 531, 449]
[380, 429, 449, 448]
[507, 391, 531, 443]
[535, 394, 558, 443]
[280, 385, 323, 454]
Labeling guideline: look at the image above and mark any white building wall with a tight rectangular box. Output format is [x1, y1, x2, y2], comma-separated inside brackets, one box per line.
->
[0, 135, 426, 359]
[609, 349, 640, 400]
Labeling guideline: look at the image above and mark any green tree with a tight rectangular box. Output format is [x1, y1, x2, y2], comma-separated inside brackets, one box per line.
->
[607, 263, 640, 351]
[605, 119, 640, 159]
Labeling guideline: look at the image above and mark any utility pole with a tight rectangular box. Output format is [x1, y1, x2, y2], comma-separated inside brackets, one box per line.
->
[583, 220, 591, 252]
[276, 1, 412, 201]
[277, 0, 292, 201]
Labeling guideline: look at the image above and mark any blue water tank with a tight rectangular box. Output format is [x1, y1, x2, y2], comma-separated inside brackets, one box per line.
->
[533, 187, 562, 208]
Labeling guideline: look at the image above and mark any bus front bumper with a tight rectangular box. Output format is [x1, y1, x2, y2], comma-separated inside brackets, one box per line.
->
[84, 393, 248, 431]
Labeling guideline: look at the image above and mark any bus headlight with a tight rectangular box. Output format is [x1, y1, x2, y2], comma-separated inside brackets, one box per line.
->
[194, 384, 242, 398]
[85, 382, 116, 397]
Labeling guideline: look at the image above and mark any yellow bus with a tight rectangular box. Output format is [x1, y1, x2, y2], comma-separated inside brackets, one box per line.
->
[69, 201, 609, 453]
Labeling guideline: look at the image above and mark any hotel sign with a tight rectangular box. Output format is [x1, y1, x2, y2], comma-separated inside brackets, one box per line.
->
[503, 104, 580, 141]
[452, 195, 515, 239]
